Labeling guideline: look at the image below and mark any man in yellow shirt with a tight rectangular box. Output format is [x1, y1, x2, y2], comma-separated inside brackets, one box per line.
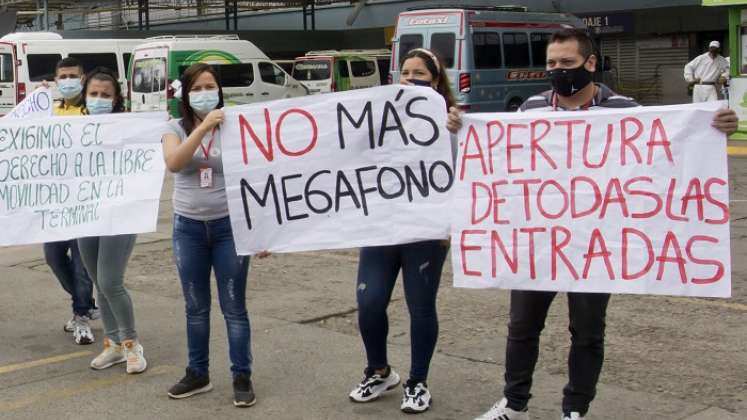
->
[52, 57, 85, 116]
[44, 56, 97, 345]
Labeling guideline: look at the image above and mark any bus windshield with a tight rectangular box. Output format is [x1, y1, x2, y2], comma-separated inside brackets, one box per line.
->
[292, 60, 331, 81]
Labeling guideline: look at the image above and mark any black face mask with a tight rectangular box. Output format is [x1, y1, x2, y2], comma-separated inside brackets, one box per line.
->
[407, 78, 432, 87]
[547, 61, 593, 97]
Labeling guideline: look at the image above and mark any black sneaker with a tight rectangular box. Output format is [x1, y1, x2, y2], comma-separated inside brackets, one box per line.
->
[400, 379, 432, 414]
[168, 368, 213, 399]
[233, 373, 256, 407]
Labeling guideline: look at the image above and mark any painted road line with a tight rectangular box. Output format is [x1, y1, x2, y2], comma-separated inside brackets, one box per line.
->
[728, 146, 747, 156]
[0, 365, 176, 412]
[0, 351, 93, 375]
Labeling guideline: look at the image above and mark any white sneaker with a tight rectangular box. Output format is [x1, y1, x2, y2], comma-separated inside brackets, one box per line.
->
[562, 412, 585, 420]
[123, 340, 147, 374]
[73, 315, 95, 345]
[349, 366, 401, 403]
[90, 337, 126, 370]
[475, 398, 529, 420]
[400, 381, 431, 413]
[64, 316, 75, 333]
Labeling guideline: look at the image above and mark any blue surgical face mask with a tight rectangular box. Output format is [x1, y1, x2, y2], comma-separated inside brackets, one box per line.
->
[189, 89, 220, 114]
[57, 78, 82, 99]
[86, 97, 113, 115]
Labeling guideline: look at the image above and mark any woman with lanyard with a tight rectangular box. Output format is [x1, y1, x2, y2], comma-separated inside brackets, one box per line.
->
[348, 48, 458, 414]
[77, 67, 147, 374]
[161, 63, 256, 408]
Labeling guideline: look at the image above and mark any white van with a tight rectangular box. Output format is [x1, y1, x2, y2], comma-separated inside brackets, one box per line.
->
[292, 49, 391, 94]
[130, 35, 308, 117]
[0, 32, 142, 115]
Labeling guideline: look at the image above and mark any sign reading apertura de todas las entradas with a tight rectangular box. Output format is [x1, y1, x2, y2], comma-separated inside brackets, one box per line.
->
[451, 102, 731, 298]
[222, 85, 454, 254]
[0, 112, 170, 245]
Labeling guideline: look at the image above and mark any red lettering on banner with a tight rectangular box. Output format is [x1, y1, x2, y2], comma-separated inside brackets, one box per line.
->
[506, 123, 527, 174]
[514, 178, 541, 221]
[537, 180, 569, 219]
[656, 231, 687, 283]
[620, 116, 643, 165]
[599, 178, 629, 218]
[686, 235, 725, 284]
[529, 119, 556, 170]
[623, 176, 662, 219]
[487, 121, 505, 174]
[520, 227, 546, 279]
[275, 108, 318, 157]
[622, 228, 654, 280]
[665, 179, 688, 221]
[551, 226, 579, 280]
[239, 110, 273, 165]
[491, 181, 510, 224]
[583, 123, 612, 168]
[704, 178, 730, 224]
[582, 229, 614, 280]
[460, 229, 486, 276]
[471, 182, 491, 224]
[680, 178, 705, 221]
[460, 124, 487, 180]
[571, 176, 602, 218]
[646, 118, 674, 165]
[554, 120, 585, 169]
[491, 229, 518, 277]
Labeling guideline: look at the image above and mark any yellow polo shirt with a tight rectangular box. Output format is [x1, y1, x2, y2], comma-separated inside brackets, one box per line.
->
[53, 101, 84, 116]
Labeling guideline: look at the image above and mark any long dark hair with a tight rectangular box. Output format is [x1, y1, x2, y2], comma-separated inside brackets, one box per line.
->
[82, 66, 124, 114]
[400, 48, 456, 108]
[179, 63, 224, 135]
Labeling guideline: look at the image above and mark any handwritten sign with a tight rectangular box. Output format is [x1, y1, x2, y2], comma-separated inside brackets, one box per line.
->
[0, 112, 170, 245]
[451, 102, 731, 297]
[3, 88, 53, 120]
[222, 85, 454, 254]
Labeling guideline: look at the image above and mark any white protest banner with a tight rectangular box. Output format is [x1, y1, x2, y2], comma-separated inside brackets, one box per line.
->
[222, 85, 454, 254]
[2, 87, 53, 120]
[451, 102, 731, 297]
[0, 112, 170, 245]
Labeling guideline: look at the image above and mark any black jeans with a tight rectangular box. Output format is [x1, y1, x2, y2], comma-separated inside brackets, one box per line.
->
[356, 240, 448, 383]
[43, 240, 95, 317]
[503, 290, 610, 416]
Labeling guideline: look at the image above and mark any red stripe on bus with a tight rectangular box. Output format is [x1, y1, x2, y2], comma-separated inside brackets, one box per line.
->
[470, 21, 565, 29]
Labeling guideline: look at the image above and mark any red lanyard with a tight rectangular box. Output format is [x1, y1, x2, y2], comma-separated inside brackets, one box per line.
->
[198, 127, 217, 160]
[552, 92, 594, 111]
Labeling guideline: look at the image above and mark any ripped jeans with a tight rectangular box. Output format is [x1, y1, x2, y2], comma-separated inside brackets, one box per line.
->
[356, 240, 448, 383]
[172, 214, 252, 377]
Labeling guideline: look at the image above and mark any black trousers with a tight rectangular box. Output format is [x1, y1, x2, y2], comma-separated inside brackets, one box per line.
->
[503, 290, 610, 416]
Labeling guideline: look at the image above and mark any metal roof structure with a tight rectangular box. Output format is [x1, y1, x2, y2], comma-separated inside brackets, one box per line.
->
[0, 0, 347, 30]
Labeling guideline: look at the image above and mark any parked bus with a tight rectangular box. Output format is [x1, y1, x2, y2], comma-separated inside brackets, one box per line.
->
[292, 49, 390, 94]
[130, 35, 307, 116]
[0, 32, 142, 115]
[391, 6, 583, 112]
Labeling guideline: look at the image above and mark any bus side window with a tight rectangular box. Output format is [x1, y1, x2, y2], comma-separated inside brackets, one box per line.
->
[398, 34, 423, 64]
[431, 33, 456, 68]
[503, 33, 530, 68]
[28, 53, 62, 81]
[473, 32, 502, 68]
[530, 33, 551, 68]
[69, 53, 119, 78]
[123, 53, 132, 80]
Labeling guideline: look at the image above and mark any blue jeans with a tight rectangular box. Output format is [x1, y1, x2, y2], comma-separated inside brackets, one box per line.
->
[43, 240, 95, 317]
[356, 240, 448, 383]
[172, 214, 252, 377]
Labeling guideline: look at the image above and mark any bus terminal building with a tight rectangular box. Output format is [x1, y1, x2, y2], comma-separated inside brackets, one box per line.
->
[1, 0, 731, 105]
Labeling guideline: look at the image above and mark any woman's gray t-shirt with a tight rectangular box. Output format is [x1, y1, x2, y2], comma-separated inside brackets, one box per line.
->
[168, 119, 228, 221]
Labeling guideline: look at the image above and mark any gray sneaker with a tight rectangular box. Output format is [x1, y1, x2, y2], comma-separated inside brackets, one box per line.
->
[73, 315, 95, 345]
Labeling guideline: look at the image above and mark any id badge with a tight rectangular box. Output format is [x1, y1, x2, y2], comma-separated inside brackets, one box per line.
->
[199, 167, 213, 188]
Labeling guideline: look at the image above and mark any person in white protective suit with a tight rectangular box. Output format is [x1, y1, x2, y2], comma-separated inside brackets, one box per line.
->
[684, 40, 730, 102]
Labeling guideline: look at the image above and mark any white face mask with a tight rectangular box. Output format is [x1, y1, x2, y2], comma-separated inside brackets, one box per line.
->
[189, 89, 220, 114]
[57, 78, 82, 98]
[86, 97, 113, 114]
